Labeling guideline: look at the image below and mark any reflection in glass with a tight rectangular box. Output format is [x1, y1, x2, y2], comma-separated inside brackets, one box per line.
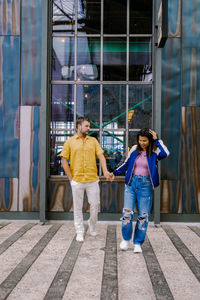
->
[51, 84, 74, 123]
[51, 83, 74, 175]
[102, 131, 125, 172]
[104, 0, 126, 34]
[76, 85, 100, 128]
[103, 85, 126, 129]
[129, 85, 152, 129]
[128, 131, 138, 149]
[53, 0, 75, 33]
[129, 38, 152, 81]
[103, 38, 126, 81]
[52, 37, 75, 80]
[130, 0, 152, 34]
[77, 38, 100, 81]
[50, 132, 73, 175]
[78, 0, 101, 34]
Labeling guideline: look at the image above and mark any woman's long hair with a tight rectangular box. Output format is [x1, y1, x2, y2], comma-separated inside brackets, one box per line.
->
[136, 128, 157, 157]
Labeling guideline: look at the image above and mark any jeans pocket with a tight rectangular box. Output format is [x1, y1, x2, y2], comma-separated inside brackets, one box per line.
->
[144, 178, 151, 185]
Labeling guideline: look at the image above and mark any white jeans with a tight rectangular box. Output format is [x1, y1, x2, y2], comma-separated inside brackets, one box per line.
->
[71, 180, 100, 234]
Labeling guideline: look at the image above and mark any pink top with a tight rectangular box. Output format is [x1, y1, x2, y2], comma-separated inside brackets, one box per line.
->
[133, 151, 149, 176]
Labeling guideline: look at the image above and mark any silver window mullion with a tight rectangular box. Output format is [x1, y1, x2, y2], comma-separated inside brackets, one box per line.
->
[74, 0, 78, 130]
[126, 0, 130, 155]
[99, 0, 104, 176]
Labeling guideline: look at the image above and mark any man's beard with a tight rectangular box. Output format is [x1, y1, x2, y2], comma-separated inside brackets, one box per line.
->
[80, 130, 89, 136]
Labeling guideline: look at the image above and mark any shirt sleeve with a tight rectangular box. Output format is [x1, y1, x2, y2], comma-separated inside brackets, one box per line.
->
[95, 139, 104, 156]
[59, 140, 70, 159]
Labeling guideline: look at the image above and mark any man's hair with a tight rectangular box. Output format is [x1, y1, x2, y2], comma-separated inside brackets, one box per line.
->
[76, 116, 90, 129]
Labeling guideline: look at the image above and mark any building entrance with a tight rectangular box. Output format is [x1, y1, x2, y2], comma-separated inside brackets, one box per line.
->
[49, 0, 153, 215]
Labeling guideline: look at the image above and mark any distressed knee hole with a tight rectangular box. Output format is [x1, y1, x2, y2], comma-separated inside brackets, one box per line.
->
[120, 208, 134, 224]
[124, 209, 131, 213]
[137, 213, 148, 229]
[120, 216, 131, 225]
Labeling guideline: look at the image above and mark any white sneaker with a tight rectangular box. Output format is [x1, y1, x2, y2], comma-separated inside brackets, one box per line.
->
[76, 233, 84, 242]
[88, 220, 97, 236]
[134, 244, 142, 253]
[120, 240, 129, 251]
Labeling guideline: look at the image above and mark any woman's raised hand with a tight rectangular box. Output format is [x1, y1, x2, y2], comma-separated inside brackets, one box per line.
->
[149, 129, 157, 140]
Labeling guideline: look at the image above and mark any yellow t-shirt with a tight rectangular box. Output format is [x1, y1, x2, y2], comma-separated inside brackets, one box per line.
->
[60, 134, 103, 182]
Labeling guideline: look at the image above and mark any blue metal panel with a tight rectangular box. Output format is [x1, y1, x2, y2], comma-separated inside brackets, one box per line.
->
[161, 38, 182, 180]
[182, 0, 200, 48]
[182, 47, 200, 106]
[0, 178, 18, 211]
[168, 0, 181, 37]
[182, 1, 200, 106]
[32, 107, 40, 191]
[21, 0, 42, 105]
[0, 0, 20, 35]
[180, 107, 200, 213]
[0, 36, 19, 178]
[31, 106, 40, 211]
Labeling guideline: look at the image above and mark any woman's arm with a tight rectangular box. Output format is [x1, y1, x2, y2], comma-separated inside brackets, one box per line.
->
[149, 129, 170, 160]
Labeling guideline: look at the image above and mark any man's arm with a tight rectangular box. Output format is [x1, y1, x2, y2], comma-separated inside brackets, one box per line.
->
[98, 153, 112, 180]
[62, 157, 73, 182]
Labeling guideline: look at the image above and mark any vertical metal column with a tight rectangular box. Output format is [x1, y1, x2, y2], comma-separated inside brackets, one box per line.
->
[126, 0, 130, 155]
[40, 0, 52, 223]
[153, 0, 162, 225]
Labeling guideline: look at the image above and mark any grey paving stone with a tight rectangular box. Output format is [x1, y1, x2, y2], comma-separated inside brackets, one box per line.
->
[101, 225, 118, 300]
[0, 222, 199, 300]
[0, 224, 61, 300]
[0, 223, 35, 255]
[143, 235, 174, 300]
[163, 225, 200, 282]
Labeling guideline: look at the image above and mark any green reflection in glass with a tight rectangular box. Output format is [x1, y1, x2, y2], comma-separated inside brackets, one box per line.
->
[78, 41, 101, 53]
[77, 41, 151, 53]
[55, 95, 151, 150]
[129, 41, 151, 53]
[103, 41, 126, 52]
[103, 95, 152, 127]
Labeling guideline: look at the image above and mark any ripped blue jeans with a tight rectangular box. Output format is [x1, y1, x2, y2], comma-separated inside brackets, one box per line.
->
[121, 175, 153, 245]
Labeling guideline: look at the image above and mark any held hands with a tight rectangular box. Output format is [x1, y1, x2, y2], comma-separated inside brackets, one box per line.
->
[149, 129, 158, 140]
[103, 171, 115, 181]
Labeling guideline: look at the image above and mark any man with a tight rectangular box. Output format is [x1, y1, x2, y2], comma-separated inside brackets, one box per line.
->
[60, 116, 111, 242]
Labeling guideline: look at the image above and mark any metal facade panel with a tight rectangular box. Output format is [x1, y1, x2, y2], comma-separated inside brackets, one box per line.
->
[179, 107, 200, 213]
[0, 36, 20, 178]
[182, 0, 200, 106]
[182, 0, 200, 47]
[19, 106, 40, 211]
[48, 179, 125, 213]
[168, 0, 181, 37]
[182, 47, 200, 106]
[0, 0, 20, 35]
[0, 178, 18, 211]
[161, 108, 200, 214]
[161, 38, 182, 180]
[21, 0, 42, 105]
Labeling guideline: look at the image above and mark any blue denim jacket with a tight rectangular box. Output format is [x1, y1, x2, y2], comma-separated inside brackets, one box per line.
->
[113, 139, 170, 189]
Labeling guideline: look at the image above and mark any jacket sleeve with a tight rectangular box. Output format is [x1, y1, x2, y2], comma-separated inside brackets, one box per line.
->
[113, 157, 130, 175]
[155, 139, 170, 160]
[113, 145, 136, 175]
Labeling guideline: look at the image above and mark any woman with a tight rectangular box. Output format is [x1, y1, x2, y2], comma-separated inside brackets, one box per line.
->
[112, 128, 170, 253]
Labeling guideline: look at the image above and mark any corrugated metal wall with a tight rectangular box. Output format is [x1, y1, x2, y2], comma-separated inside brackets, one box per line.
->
[0, 0, 41, 212]
[0, 0, 199, 217]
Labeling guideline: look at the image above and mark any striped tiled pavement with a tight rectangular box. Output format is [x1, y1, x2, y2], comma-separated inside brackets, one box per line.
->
[0, 222, 200, 300]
